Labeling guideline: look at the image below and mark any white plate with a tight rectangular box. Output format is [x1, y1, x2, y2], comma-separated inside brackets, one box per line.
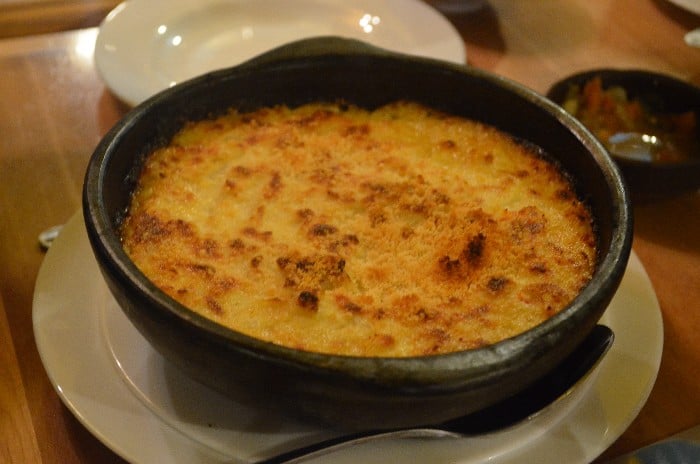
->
[33, 212, 663, 464]
[94, 0, 466, 106]
[666, 0, 700, 15]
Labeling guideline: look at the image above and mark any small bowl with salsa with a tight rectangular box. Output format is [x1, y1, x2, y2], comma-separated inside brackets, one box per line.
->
[547, 69, 700, 201]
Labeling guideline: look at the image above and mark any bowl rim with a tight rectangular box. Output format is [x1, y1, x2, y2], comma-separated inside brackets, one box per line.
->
[83, 37, 633, 390]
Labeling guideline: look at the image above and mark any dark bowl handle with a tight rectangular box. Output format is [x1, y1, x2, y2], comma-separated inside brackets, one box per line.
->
[235, 36, 403, 70]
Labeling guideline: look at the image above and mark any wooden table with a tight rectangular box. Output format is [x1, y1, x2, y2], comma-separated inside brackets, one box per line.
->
[0, 0, 120, 38]
[1, 1, 699, 462]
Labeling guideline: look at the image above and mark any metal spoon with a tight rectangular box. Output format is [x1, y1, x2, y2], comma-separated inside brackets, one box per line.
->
[38, 224, 64, 250]
[608, 132, 663, 162]
[685, 28, 700, 48]
[259, 325, 614, 464]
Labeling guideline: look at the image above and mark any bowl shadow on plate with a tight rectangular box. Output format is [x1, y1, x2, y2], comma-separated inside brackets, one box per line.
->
[156, 349, 337, 449]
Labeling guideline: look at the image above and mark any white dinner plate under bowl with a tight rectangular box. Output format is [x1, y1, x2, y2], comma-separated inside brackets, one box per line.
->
[94, 0, 466, 106]
[33, 212, 663, 464]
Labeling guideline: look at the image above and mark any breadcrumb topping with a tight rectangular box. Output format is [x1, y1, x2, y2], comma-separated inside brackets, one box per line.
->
[121, 101, 597, 357]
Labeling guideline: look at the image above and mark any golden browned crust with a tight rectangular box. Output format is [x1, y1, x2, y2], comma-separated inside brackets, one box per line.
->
[121, 101, 597, 357]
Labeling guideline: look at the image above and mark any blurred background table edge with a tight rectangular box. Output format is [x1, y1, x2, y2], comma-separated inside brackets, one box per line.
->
[0, 0, 120, 39]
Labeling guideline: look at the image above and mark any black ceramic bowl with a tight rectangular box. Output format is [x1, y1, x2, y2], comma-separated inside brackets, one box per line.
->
[547, 69, 700, 201]
[83, 37, 632, 430]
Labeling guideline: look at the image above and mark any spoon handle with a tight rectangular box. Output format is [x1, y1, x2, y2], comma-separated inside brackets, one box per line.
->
[258, 325, 614, 464]
[259, 428, 461, 464]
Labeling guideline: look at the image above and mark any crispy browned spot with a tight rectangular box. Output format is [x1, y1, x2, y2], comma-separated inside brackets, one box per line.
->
[309, 223, 338, 236]
[297, 291, 319, 311]
[463, 233, 486, 265]
[243, 227, 272, 242]
[487, 276, 511, 292]
[336, 295, 362, 314]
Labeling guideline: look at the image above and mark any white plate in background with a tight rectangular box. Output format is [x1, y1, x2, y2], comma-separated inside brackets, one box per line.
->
[95, 0, 466, 106]
[666, 0, 700, 15]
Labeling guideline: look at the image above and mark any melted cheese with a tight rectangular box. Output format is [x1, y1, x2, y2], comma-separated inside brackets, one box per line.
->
[121, 101, 597, 357]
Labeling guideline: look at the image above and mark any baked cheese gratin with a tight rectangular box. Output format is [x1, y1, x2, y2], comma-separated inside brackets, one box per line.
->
[121, 101, 597, 357]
